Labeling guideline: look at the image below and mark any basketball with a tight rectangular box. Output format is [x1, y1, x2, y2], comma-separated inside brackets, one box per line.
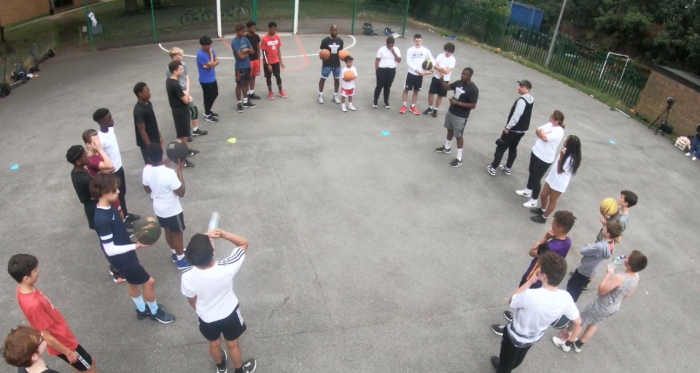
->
[338, 49, 349, 60]
[132, 217, 161, 245]
[343, 70, 355, 81]
[600, 197, 618, 217]
[551, 315, 571, 329]
[422, 60, 433, 71]
[166, 140, 189, 162]
[319, 49, 331, 60]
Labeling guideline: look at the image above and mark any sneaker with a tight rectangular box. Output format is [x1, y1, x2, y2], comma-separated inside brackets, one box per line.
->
[686, 152, 692, 156]
[498, 165, 511, 175]
[372, 100, 378, 108]
[332, 95, 340, 104]
[552, 336, 571, 352]
[136, 307, 150, 320]
[109, 266, 125, 284]
[503, 311, 513, 322]
[530, 214, 547, 223]
[409, 106, 420, 115]
[243, 101, 257, 109]
[491, 324, 505, 336]
[248, 93, 261, 100]
[278, 90, 288, 98]
[515, 189, 532, 197]
[490, 356, 500, 370]
[124, 214, 140, 223]
[694, 157, 697, 161]
[423, 107, 432, 115]
[183, 160, 195, 168]
[176, 258, 192, 270]
[124, 220, 134, 229]
[434, 146, 451, 154]
[188, 149, 200, 156]
[188, 136, 194, 142]
[241, 359, 257, 373]
[237, 103, 244, 113]
[171, 253, 177, 263]
[431, 109, 438, 118]
[149, 307, 175, 324]
[348, 103, 356, 111]
[523, 199, 538, 208]
[582, 285, 588, 293]
[341, 105, 347, 112]
[530, 207, 544, 214]
[573, 340, 583, 353]
[318, 95, 324, 104]
[205, 115, 220, 123]
[192, 128, 208, 136]
[399, 104, 406, 114]
[449, 158, 463, 168]
[486, 165, 496, 176]
[217, 348, 228, 373]
[210, 112, 219, 117]
[383, 102, 391, 109]
[268, 91, 274, 100]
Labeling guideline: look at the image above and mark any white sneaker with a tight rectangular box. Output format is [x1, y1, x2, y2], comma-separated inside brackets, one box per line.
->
[523, 199, 538, 208]
[552, 336, 571, 352]
[318, 95, 324, 104]
[348, 103, 356, 111]
[573, 339, 582, 353]
[333, 95, 341, 104]
[693, 157, 697, 161]
[341, 104, 347, 112]
[515, 189, 532, 197]
[686, 152, 692, 156]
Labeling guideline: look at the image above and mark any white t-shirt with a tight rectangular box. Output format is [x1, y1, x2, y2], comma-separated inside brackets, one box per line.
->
[97, 127, 122, 171]
[376, 46, 401, 68]
[508, 288, 579, 347]
[433, 53, 456, 80]
[181, 246, 246, 323]
[341, 66, 357, 90]
[142, 165, 182, 218]
[546, 154, 574, 193]
[406, 45, 434, 75]
[532, 122, 565, 163]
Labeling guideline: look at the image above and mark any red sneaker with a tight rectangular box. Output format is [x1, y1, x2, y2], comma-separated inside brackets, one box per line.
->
[409, 106, 420, 115]
[399, 104, 407, 114]
[278, 90, 288, 98]
[268, 91, 274, 100]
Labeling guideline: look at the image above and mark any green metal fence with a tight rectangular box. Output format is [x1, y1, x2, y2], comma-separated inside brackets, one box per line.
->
[414, 0, 650, 107]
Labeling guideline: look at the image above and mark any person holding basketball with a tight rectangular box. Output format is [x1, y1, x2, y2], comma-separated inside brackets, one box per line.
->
[260, 21, 286, 99]
[318, 25, 344, 104]
[400, 34, 434, 115]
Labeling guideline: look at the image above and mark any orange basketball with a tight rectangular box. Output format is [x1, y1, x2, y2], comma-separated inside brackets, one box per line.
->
[338, 49, 349, 60]
[343, 69, 355, 81]
[319, 49, 330, 60]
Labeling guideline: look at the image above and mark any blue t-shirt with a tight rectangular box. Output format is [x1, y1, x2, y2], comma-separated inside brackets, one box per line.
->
[94, 205, 139, 270]
[231, 36, 251, 70]
[196, 49, 217, 83]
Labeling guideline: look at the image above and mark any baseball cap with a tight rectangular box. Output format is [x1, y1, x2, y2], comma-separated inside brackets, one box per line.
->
[518, 80, 532, 89]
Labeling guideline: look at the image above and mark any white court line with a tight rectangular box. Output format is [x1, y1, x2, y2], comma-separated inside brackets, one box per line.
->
[158, 34, 356, 59]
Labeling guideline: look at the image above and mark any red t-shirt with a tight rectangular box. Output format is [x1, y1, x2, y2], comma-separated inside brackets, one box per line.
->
[16, 287, 78, 356]
[86, 155, 121, 212]
[261, 34, 281, 64]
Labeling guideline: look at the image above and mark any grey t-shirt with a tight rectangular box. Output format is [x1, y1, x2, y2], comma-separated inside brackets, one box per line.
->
[165, 61, 188, 89]
[596, 212, 629, 241]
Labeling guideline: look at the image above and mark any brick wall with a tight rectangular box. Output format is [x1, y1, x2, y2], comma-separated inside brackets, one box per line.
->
[636, 69, 700, 135]
[0, 0, 50, 26]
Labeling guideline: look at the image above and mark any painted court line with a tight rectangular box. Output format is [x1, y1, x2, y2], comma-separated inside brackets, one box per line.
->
[158, 34, 356, 60]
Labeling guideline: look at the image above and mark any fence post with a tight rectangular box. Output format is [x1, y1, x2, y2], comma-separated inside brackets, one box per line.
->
[252, 0, 257, 23]
[402, 0, 410, 38]
[351, 0, 357, 34]
[82, 0, 94, 50]
[149, 0, 157, 42]
[292, 0, 299, 35]
[545, 0, 567, 66]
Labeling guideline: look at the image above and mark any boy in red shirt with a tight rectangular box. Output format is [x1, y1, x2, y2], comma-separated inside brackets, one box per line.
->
[260, 21, 286, 100]
[8, 254, 97, 372]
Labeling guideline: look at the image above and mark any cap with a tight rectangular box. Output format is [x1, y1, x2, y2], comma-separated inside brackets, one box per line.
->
[518, 80, 532, 89]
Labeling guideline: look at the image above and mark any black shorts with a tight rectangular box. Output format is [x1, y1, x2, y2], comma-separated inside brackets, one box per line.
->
[172, 110, 190, 139]
[119, 263, 151, 285]
[264, 62, 281, 78]
[405, 73, 423, 91]
[57, 344, 93, 371]
[236, 68, 251, 84]
[199, 305, 247, 342]
[157, 211, 185, 233]
[428, 77, 448, 97]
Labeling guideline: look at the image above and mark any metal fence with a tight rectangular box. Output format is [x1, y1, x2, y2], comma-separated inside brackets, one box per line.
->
[1, 32, 57, 85]
[84, 0, 409, 50]
[414, 0, 650, 107]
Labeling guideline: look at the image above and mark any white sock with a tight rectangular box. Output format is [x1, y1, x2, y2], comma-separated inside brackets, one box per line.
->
[170, 249, 176, 254]
[237, 100, 242, 104]
[193, 126, 198, 131]
[248, 90, 254, 95]
[457, 148, 463, 161]
[411, 103, 416, 107]
[243, 98, 248, 103]
[318, 92, 323, 96]
[176, 254, 185, 261]
[333, 92, 338, 97]
[445, 140, 451, 149]
[403, 102, 407, 106]
[429, 106, 434, 109]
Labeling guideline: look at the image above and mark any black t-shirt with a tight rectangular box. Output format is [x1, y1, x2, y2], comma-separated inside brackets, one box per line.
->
[166, 78, 188, 113]
[448, 81, 479, 118]
[19, 367, 62, 373]
[320, 36, 344, 68]
[133, 101, 161, 147]
[71, 168, 95, 229]
[247, 33, 260, 60]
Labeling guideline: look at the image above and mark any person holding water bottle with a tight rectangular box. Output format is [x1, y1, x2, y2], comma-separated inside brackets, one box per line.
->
[552, 250, 647, 353]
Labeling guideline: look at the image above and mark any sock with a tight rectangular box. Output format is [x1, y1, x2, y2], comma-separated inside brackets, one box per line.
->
[170, 248, 176, 255]
[445, 139, 451, 149]
[565, 340, 573, 346]
[147, 300, 159, 314]
[132, 295, 146, 312]
[429, 106, 434, 109]
[176, 254, 185, 261]
[457, 148, 463, 161]
[403, 101, 407, 106]
[434, 108, 438, 111]
[193, 126, 198, 131]
[541, 208, 545, 213]
[333, 92, 338, 97]
[575, 340, 584, 348]
[318, 92, 322, 96]
[243, 98, 248, 104]
[411, 103, 416, 107]
[248, 89, 254, 95]
[341, 103, 346, 108]
[237, 100, 242, 104]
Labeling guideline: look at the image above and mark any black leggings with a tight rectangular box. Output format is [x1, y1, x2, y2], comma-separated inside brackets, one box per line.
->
[526, 153, 551, 199]
[264, 62, 282, 90]
[491, 131, 525, 169]
[200, 80, 218, 115]
[566, 268, 591, 302]
[497, 327, 532, 373]
[374, 67, 396, 103]
[114, 167, 128, 216]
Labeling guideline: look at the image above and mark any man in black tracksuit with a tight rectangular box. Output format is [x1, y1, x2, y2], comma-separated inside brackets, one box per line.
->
[487, 80, 534, 176]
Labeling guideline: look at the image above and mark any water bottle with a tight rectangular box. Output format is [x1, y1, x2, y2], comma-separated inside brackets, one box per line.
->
[612, 255, 625, 266]
[208, 212, 220, 231]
